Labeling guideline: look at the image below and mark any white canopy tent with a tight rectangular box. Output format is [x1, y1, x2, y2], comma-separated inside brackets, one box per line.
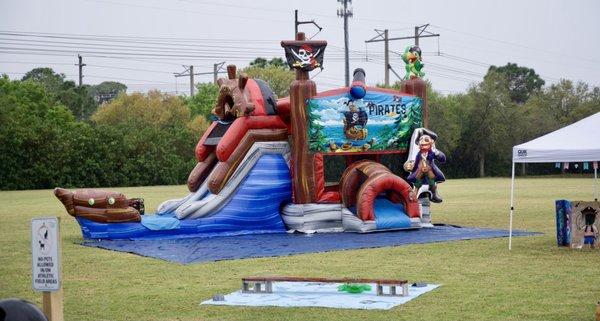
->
[509, 111, 600, 250]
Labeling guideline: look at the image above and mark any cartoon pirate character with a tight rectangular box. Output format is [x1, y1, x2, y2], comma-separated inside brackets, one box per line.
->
[581, 206, 598, 249]
[291, 44, 321, 70]
[404, 133, 446, 203]
[342, 101, 368, 141]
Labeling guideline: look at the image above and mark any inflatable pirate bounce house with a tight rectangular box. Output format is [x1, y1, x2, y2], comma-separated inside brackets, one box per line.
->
[55, 33, 446, 239]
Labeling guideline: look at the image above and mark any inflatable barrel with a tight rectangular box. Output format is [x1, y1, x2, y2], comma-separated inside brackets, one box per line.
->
[339, 161, 419, 221]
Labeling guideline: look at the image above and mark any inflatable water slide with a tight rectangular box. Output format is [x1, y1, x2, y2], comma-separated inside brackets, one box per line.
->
[55, 34, 444, 240]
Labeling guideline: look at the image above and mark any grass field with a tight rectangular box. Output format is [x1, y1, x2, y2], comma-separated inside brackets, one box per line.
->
[1, 177, 599, 321]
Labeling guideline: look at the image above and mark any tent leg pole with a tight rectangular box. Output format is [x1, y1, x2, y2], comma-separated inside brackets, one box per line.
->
[594, 166, 598, 202]
[509, 161, 516, 250]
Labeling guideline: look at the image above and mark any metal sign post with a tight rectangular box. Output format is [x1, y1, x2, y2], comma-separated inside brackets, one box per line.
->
[31, 217, 64, 321]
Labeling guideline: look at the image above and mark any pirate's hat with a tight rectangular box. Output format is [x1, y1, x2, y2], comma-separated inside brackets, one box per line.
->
[414, 128, 438, 145]
[581, 206, 598, 217]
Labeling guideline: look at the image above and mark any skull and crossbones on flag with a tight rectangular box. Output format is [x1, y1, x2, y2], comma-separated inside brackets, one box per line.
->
[282, 43, 326, 72]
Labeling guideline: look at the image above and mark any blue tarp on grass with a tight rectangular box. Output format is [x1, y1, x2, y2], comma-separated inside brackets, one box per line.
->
[81, 225, 540, 264]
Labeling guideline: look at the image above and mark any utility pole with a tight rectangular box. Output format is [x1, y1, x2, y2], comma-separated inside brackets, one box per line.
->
[189, 65, 194, 96]
[213, 61, 226, 84]
[365, 24, 439, 86]
[175, 63, 227, 95]
[294, 10, 322, 37]
[413, 24, 439, 46]
[75, 55, 86, 120]
[384, 29, 389, 86]
[415, 26, 420, 47]
[337, 0, 353, 87]
[77, 54, 85, 87]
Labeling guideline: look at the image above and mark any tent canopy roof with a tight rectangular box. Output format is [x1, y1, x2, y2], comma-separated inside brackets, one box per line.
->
[512, 112, 600, 163]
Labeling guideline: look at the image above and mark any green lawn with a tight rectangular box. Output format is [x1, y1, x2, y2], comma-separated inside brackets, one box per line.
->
[1, 177, 599, 321]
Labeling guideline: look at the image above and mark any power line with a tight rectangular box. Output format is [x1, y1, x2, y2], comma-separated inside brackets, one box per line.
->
[0, 47, 364, 64]
[1, 71, 174, 85]
[82, 0, 290, 24]
[2, 72, 75, 77]
[0, 46, 280, 59]
[360, 55, 481, 85]
[174, 63, 226, 95]
[93, 0, 413, 32]
[394, 48, 561, 84]
[426, 71, 478, 84]
[0, 60, 74, 66]
[2, 30, 582, 93]
[437, 52, 562, 82]
[0, 35, 288, 53]
[0, 30, 366, 60]
[0, 47, 493, 87]
[0, 50, 364, 67]
[0, 39, 359, 60]
[439, 40, 600, 74]
[86, 64, 174, 74]
[0, 30, 279, 44]
[0, 39, 285, 56]
[431, 24, 600, 65]
[77, 75, 173, 84]
[384, 49, 563, 84]
[366, 24, 440, 86]
[0, 31, 404, 56]
[427, 62, 485, 78]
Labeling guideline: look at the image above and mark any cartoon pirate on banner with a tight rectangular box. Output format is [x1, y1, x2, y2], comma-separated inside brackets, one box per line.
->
[404, 129, 446, 203]
[341, 101, 369, 141]
[570, 201, 600, 249]
[282, 43, 326, 72]
[581, 205, 598, 248]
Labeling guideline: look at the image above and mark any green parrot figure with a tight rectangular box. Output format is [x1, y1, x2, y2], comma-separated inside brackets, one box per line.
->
[401, 45, 425, 80]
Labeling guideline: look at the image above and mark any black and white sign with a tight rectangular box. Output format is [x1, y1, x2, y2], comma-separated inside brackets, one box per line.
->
[31, 217, 61, 292]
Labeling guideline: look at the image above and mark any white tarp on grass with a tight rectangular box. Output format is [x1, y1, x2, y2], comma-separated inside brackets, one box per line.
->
[201, 282, 439, 310]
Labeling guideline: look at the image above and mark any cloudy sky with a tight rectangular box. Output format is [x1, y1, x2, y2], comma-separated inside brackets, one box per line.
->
[1, 0, 598, 95]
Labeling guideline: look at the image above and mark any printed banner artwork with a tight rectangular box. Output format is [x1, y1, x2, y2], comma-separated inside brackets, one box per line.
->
[570, 201, 599, 249]
[307, 91, 423, 153]
[555, 200, 572, 246]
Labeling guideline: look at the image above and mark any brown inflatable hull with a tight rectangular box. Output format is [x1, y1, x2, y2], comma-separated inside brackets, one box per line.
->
[54, 188, 141, 223]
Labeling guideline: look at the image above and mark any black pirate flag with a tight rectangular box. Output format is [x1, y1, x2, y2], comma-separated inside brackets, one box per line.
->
[281, 42, 327, 72]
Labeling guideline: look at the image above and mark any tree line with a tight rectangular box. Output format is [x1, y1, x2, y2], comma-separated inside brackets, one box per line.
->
[0, 60, 598, 190]
[0, 73, 208, 190]
[425, 63, 600, 177]
[0, 59, 290, 190]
